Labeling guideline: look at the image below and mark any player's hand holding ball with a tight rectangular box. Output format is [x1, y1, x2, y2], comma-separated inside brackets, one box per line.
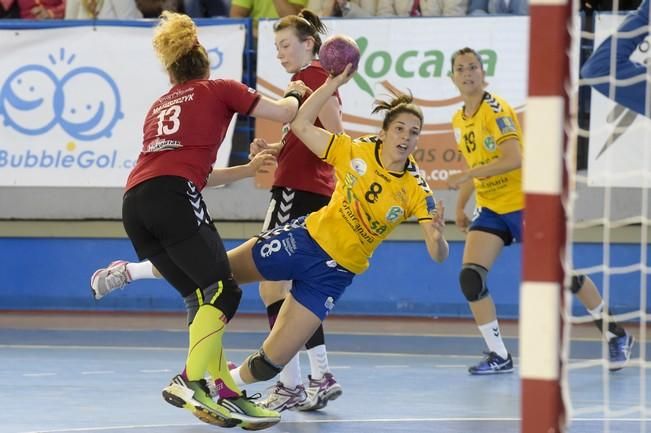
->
[326, 64, 357, 89]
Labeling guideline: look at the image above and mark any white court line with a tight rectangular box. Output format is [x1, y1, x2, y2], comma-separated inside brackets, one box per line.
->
[375, 364, 408, 368]
[432, 364, 469, 368]
[4, 344, 623, 366]
[2, 327, 619, 342]
[0, 344, 487, 359]
[22, 372, 56, 377]
[16, 417, 651, 433]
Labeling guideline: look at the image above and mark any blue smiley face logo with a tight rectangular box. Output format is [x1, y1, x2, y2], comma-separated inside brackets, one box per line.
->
[55, 67, 123, 140]
[0, 50, 123, 141]
[0, 65, 59, 135]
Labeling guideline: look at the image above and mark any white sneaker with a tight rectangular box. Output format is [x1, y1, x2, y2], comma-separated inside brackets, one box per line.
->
[258, 382, 307, 412]
[90, 260, 131, 300]
[298, 373, 343, 411]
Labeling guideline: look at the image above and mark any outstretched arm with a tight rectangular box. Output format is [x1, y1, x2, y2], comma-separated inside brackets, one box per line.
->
[581, 0, 650, 116]
[249, 81, 310, 124]
[206, 150, 276, 188]
[290, 66, 354, 157]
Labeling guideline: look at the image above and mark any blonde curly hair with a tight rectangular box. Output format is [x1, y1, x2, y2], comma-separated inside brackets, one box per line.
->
[153, 11, 210, 83]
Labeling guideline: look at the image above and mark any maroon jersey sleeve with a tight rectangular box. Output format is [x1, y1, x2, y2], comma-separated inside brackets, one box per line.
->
[210, 79, 261, 115]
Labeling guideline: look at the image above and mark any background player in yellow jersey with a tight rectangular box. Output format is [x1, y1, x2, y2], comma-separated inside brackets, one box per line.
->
[447, 47, 633, 375]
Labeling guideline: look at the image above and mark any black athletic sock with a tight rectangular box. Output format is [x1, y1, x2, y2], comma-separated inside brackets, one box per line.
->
[305, 324, 325, 350]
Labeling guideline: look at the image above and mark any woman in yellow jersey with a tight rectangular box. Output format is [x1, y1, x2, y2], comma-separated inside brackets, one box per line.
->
[447, 47, 633, 375]
[446, 47, 522, 375]
[222, 64, 450, 389]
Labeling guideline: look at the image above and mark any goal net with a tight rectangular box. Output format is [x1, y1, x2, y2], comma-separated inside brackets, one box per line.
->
[522, 0, 649, 432]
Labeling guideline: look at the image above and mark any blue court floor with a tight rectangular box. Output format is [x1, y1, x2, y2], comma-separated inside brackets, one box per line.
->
[1, 325, 648, 433]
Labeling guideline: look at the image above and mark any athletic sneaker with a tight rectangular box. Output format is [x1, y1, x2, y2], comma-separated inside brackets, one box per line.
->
[90, 260, 131, 300]
[258, 382, 308, 412]
[220, 391, 281, 431]
[468, 352, 514, 375]
[162, 374, 238, 428]
[298, 372, 343, 411]
[608, 331, 634, 371]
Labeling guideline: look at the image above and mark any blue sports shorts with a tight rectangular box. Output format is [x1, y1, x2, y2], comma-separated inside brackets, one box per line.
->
[251, 217, 354, 320]
[469, 207, 523, 246]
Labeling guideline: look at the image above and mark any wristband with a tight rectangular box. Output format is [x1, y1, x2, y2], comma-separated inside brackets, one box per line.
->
[283, 90, 303, 107]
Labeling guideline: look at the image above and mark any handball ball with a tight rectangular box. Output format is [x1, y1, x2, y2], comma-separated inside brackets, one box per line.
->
[319, 34, 360, 76]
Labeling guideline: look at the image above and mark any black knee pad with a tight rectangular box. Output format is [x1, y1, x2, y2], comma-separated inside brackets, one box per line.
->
[183, 277, 242, 324]
[459, 263, 489, 302]
[207, 277, 242, 322]
[569, 275, 585, 294]
[246, 348, 283, 382]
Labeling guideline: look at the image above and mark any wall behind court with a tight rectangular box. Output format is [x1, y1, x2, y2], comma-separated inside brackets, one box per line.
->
[0, 236, 646, 318]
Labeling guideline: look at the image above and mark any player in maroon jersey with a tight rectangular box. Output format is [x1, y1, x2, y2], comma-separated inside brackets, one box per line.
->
[91, 8, 345, 413]
[241, 8, 344, 412]
[120, 11, 309, 430]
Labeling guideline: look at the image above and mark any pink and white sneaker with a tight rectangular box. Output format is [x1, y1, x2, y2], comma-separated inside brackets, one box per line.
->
[90, 260, 131, 300]
[298, 372, 343, 411]
[258, 382, 308, 412]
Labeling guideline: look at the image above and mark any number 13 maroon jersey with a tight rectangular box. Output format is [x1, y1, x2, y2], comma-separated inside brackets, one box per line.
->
[126, 79, 260, 192]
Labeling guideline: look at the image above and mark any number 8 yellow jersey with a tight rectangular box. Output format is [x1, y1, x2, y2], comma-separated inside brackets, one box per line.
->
[452, 92, 524, 214]
[305, 133, 437, 274]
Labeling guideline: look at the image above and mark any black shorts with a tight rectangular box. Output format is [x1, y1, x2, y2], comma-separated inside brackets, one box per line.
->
[122, 176, 232, 299]
[262, 186, 330, 230]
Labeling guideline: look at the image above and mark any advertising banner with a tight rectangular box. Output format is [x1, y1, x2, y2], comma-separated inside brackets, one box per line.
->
[587, 14, 651, 188]
[0, 21, 245, 187]
[255, 16, 528, 189]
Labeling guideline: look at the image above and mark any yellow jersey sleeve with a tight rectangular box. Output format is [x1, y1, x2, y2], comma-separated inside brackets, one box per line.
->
[484, 97, 521, 146]
[320, 132, 353, 170]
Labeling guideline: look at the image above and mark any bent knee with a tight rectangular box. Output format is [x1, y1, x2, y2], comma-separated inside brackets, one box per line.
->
[459, 263, 489, 302]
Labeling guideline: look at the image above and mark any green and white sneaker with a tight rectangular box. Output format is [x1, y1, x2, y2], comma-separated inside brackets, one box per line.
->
[162, 375, 239, 428]
[220, 391, 281, 431]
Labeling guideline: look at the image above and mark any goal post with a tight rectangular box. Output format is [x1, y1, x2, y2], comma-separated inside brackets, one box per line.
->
[520, 0, 573, 431]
